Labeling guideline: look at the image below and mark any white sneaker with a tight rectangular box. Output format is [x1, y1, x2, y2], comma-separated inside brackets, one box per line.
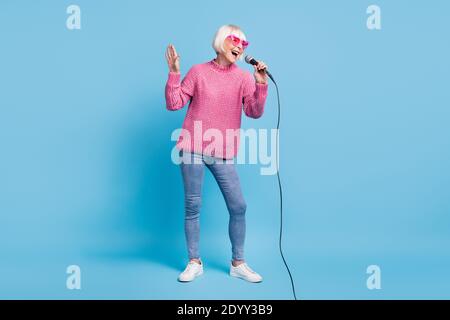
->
[230, 262, 263, 283]
[178, 261, 203, 282]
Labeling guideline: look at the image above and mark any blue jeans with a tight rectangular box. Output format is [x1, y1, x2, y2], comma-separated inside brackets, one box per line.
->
[179, 150, 247, 261]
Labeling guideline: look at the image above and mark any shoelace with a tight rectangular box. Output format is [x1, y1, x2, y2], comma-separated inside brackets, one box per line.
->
[185, 262, 200, 273]
[241, 263, 256, 274]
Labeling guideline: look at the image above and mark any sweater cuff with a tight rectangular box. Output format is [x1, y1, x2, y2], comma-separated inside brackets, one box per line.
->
[167, 72, 181, 85]
[255, 82, 268, 96]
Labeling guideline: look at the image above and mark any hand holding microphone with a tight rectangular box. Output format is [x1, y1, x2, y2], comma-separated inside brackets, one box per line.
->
[245, 55, 275, 84]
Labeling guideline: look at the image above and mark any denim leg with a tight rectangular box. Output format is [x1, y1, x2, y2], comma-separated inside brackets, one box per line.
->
[206, 160, 247, 261]
[180, 151, 205, 260]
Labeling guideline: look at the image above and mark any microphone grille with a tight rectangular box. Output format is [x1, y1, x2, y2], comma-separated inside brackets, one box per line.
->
[244, 55, 253, 64]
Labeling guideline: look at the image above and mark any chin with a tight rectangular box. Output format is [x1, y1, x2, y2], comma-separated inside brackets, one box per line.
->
[227, 54, 238, 63]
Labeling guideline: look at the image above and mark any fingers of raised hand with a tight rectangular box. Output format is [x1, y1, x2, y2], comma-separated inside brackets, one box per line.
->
[170, 45, 179, 59]
[166, 44, 180, 64]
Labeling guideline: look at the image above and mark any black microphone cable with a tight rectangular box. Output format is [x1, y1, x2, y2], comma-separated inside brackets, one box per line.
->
[268, 74, 298, 301]
[245, 55, 297, 299]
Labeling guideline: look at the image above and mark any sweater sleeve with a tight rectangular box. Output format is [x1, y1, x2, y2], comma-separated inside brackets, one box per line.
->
[165, 67, 196, 111]
[242, 72, 269, 119]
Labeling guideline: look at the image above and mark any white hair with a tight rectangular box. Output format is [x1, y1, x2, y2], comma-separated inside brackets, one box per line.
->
[212, 24, 247, 61]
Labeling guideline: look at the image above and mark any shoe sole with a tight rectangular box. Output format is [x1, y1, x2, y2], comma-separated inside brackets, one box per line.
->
[178, 269, 203, 282]
[230, 271, 262, 283]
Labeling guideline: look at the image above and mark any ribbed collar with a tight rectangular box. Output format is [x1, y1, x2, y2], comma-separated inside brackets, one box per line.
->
[208, 58, 237, 73]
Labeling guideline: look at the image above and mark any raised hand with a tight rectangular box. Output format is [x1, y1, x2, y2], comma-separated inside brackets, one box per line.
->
[165, 44, 181, 73]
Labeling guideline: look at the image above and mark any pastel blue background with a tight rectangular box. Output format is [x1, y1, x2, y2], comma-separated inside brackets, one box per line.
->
[1, 0, 449, 299]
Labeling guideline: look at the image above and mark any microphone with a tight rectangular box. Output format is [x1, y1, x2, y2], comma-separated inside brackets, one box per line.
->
[245, 55, 275, 83]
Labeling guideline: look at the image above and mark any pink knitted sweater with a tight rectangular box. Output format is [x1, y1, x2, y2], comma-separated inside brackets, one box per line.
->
[165, 58, 269, 159]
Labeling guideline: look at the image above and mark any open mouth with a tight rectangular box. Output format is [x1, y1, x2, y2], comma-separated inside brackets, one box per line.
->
[231, 50, 239, 58]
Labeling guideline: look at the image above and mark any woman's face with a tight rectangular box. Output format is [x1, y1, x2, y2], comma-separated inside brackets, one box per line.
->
[221, 35, 246, 63]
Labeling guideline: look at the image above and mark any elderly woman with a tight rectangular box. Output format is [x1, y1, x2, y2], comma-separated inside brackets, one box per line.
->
[165, 24, 269, 283]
